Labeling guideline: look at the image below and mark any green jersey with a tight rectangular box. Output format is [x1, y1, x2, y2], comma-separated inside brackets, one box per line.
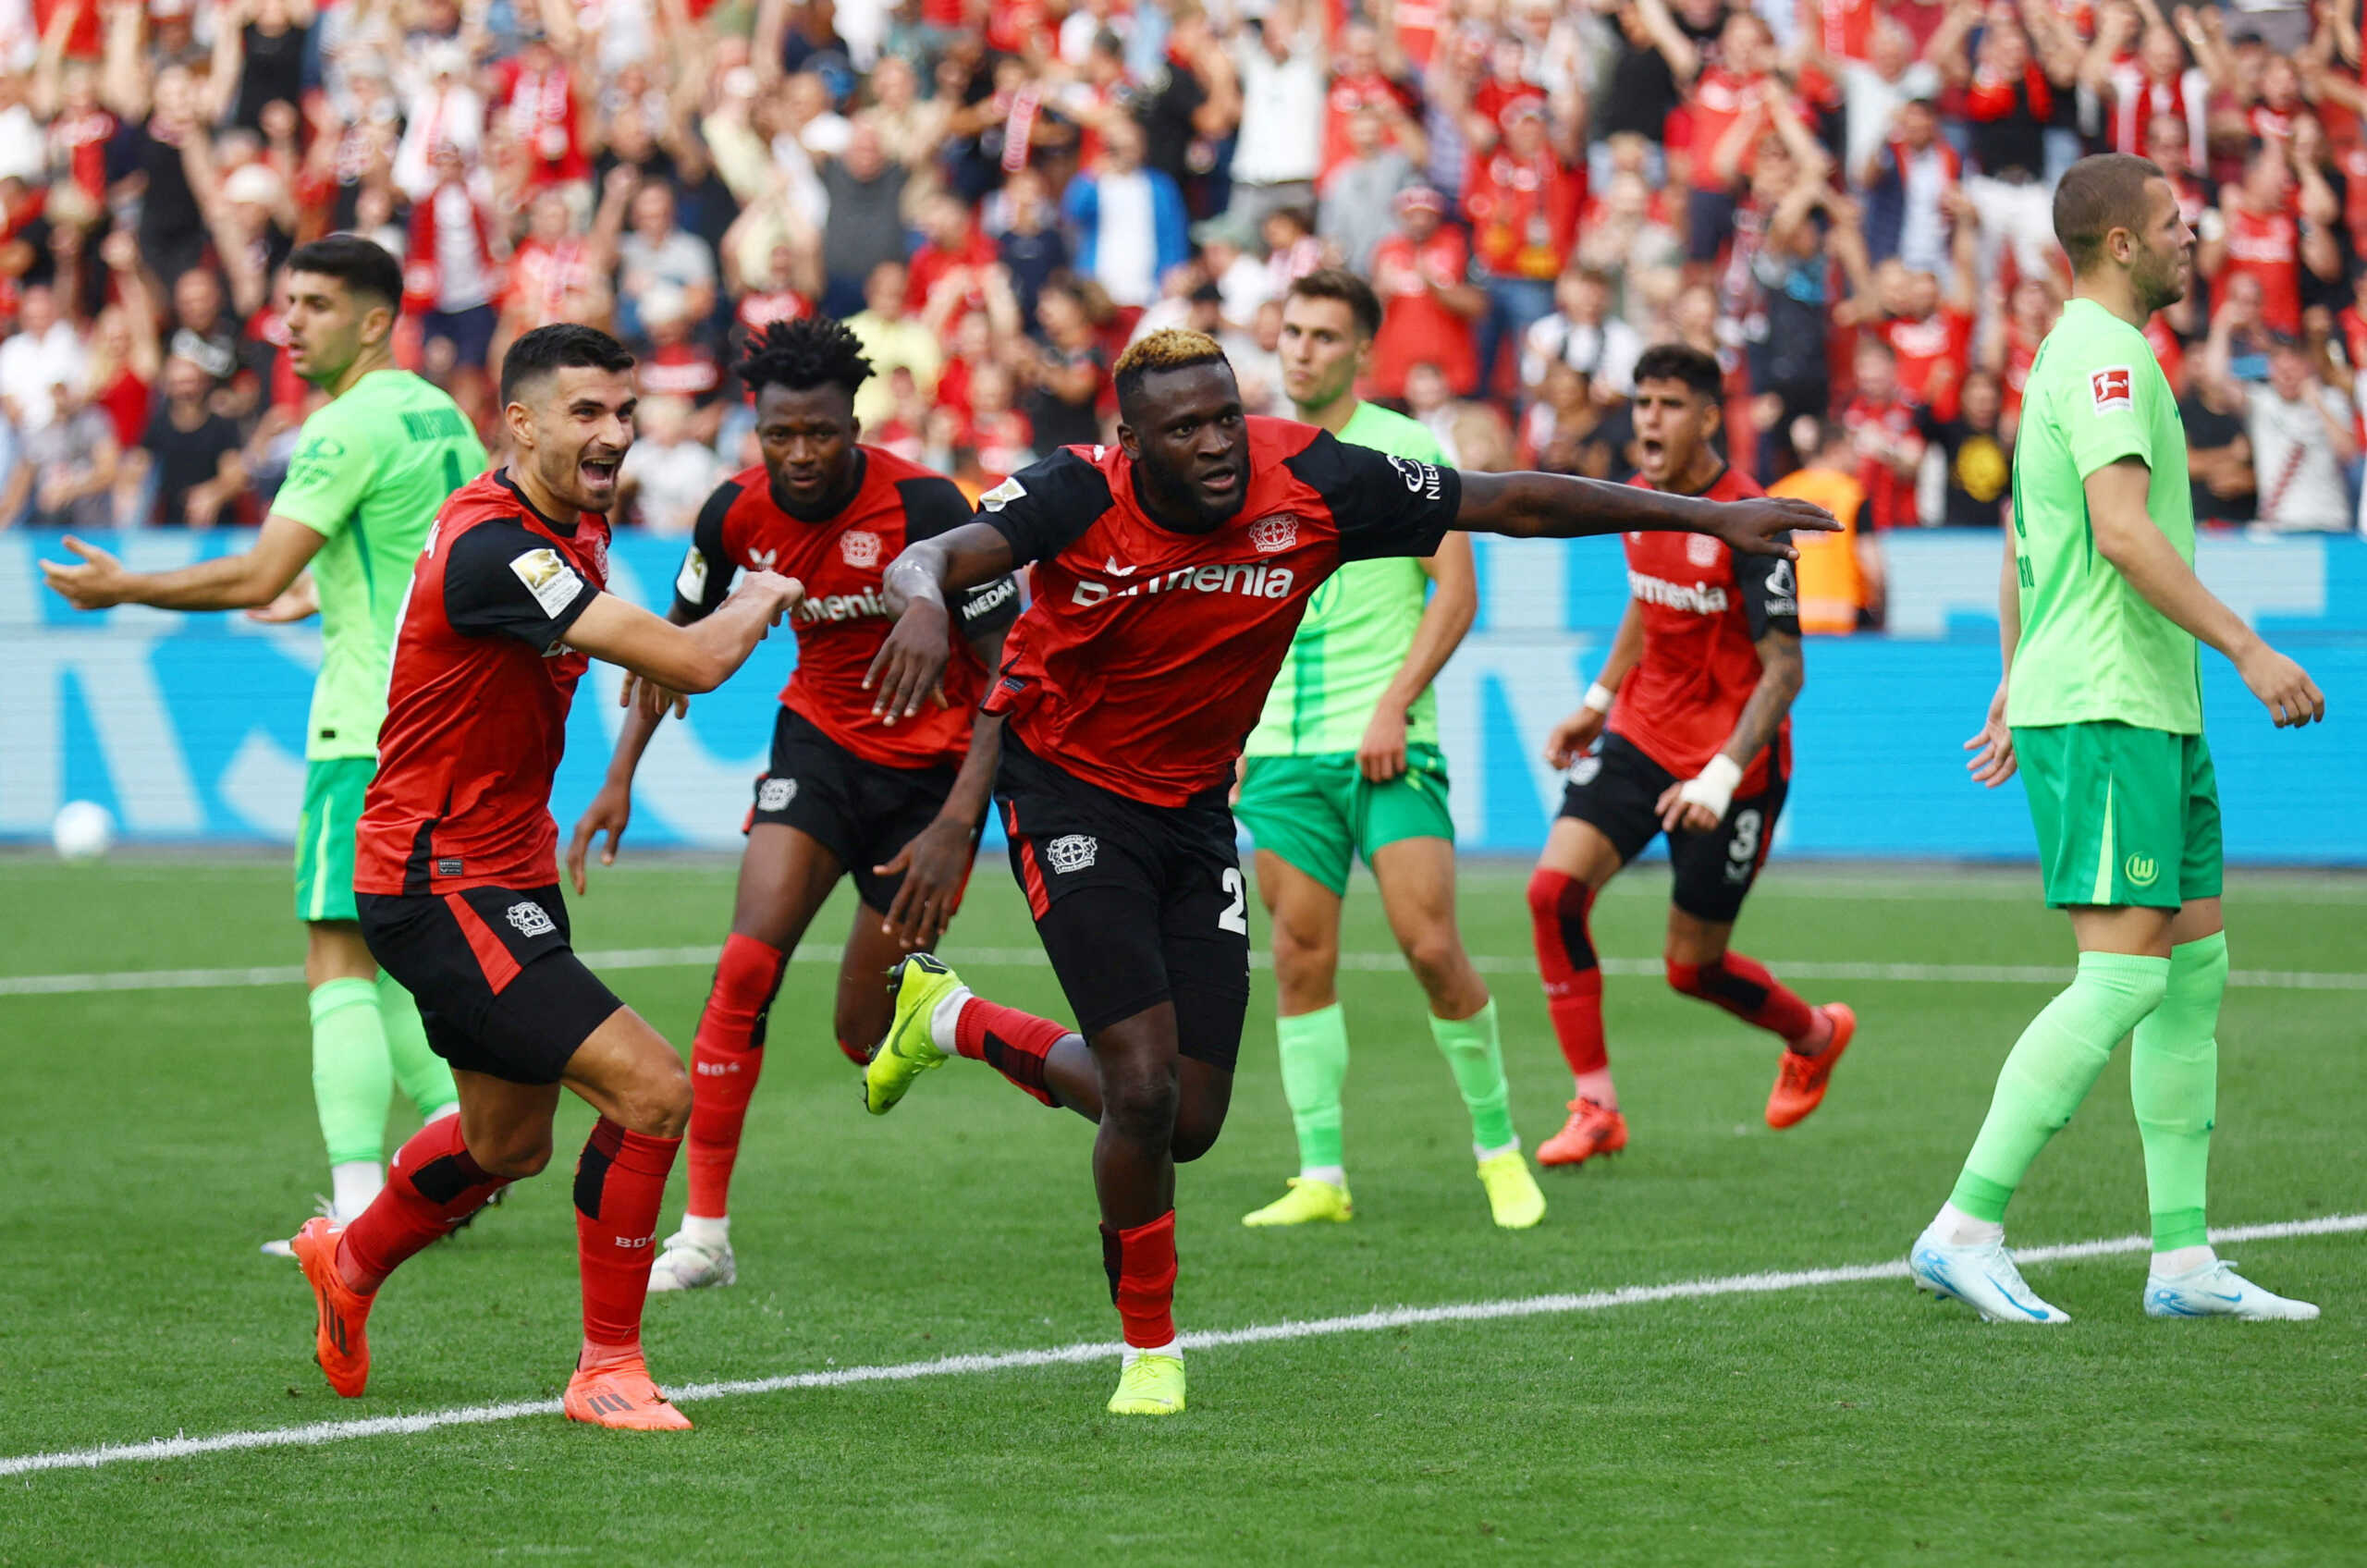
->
[2006, 298, 2201, 734]
[271, 369, 486, 759]
[1245, 402, 1448, 757]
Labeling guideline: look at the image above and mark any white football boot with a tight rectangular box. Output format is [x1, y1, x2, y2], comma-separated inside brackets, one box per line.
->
[1909, 1223, 2071, 1324]
[646, 1230, 737, 1292]
[2144, 1259, 2319, 1321]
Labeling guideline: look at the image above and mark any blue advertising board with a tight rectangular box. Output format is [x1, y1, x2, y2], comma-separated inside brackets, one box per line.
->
[3, 530, 2360, 862]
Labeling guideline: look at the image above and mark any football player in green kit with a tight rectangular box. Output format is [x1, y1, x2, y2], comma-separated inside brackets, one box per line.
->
[44, 237, 488, 1248]
[1232, 270, 1545, 1231]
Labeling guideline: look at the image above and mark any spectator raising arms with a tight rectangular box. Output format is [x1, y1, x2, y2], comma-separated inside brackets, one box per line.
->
[5, 0, 2367, 541]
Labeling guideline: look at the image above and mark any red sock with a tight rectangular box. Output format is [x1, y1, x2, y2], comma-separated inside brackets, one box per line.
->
[1527, 867, 1609, 1076]
[573, 1118, 682, 1352]
[684, 932, 787, 1219]
[1099, 1210, 1178, 1348]
[953, 995, 1068, 1108]
[1664, 952, 1818, 1044]
[339, 1116, 509, 1293]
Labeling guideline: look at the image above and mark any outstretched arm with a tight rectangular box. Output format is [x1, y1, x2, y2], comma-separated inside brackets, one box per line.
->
[563, 572, 805, 695]
[1453, 470, 1836, 556]
[42, 512, 326, 611]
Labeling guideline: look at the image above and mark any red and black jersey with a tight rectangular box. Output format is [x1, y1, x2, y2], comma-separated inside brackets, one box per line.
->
[358, 472, 609, 897]
[1611, 466, 1798, 795]
[980, 418, 1462, 807]
[673, 447, 1022, 771]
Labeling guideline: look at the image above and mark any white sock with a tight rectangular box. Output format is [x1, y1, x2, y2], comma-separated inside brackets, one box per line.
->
[682, 1213, 730, 1250]
[1933, 1200, 2004, 1248]
[2151, 1244, 2216, 1278]
[1122, 1337, 1181, 1366]
[1474, 1139, 1520, 1163]
[1298, 1164, 1346, 1188]
[330, 1160, 384, 1224]
[928, 986, 975, 1053]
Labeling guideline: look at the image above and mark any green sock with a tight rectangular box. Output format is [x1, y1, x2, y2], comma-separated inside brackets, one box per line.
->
[309, 978, 395, 1167]
[1949, 950, 2171, 1222]
[378, 972, 459, 1121]
[1429, 998, 1516, 1154]
[1277, 1003, 1349, 1173]
[2131, 933, 2225, 1252]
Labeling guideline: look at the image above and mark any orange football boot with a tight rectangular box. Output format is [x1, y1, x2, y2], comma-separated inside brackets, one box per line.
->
[1537, 1098, 1628, 1167]
[564, 1358, 694, 1431]
[291, 1217, 373, 1398]
[1766, 1003, 1856, 1130]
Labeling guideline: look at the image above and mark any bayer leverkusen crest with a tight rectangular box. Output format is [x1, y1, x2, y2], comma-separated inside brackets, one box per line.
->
[840, 530, 883, 569]
[1248, 514, 1299, 555]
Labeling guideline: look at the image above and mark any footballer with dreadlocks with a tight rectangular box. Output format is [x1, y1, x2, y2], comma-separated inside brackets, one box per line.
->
[566, 316, 1022, 1292]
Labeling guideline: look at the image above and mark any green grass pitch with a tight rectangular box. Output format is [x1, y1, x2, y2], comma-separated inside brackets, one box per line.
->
[2, 856, 2361, 1566]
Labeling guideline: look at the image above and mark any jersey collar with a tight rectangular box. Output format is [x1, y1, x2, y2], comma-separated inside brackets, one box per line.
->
[497, 470, 581, 536]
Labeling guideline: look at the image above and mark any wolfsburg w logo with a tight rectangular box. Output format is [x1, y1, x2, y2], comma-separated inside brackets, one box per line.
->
[1072, 562, 1296, 606]
[2124, 853, 2160, 888]
[1628, 570, 1729, 615]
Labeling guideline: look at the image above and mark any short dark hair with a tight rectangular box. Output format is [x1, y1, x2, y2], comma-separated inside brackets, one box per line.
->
[2053, 153, 2166, 273]
[1112, 328, 1232, 422]
[1286, 268, 1382, 341]
[1630, 342, 1723, 403]
[736, 315, 874, 402]
[285, 235, 404, 315]
[500, 323, 635, 406]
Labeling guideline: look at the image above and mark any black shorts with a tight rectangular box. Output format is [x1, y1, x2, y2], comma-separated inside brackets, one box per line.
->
[358, 884, 625, 1085]
[747, 708, 969, 913]
[1557, 732, 1787, 925]
[996, 732, 1251, 1067]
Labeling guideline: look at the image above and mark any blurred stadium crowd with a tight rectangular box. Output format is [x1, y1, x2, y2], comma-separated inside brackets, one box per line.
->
[0, 0, 2363, 624]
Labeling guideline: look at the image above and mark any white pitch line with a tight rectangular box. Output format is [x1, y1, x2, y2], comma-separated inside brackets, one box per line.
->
[4, 1211, 2360, 1479]
[6, 946, 2365, 998]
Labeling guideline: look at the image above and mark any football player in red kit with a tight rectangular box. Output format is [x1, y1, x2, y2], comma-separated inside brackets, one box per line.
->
[566, 317, 1022, 1292]
[1527, 342, 1855, 1170]
[286, 325, 804, 1432]
[855, 329, 1834, 1417]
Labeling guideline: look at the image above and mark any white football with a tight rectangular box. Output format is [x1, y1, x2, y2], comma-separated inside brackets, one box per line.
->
[52, 801, 116, 862]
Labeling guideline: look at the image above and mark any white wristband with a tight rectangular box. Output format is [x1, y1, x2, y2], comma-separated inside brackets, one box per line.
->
[1676, 753, 1746, 822]
[1582, 681, 1616, 715]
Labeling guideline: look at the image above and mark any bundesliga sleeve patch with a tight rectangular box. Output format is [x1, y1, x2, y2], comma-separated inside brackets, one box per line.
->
[676, 547, 707, 603]
[510, 547, 585, 619]
[979, 475, 1026, 510]
[2090, 366, 2134, 412]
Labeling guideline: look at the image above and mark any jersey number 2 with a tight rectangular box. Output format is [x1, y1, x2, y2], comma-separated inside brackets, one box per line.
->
[1218, 868, 1249, 935]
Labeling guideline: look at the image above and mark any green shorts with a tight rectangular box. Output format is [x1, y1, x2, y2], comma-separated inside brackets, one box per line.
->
[1235, 744, 1455, 897]
[2014, 722, 2222, 911]
[293, 756, 374, 924]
